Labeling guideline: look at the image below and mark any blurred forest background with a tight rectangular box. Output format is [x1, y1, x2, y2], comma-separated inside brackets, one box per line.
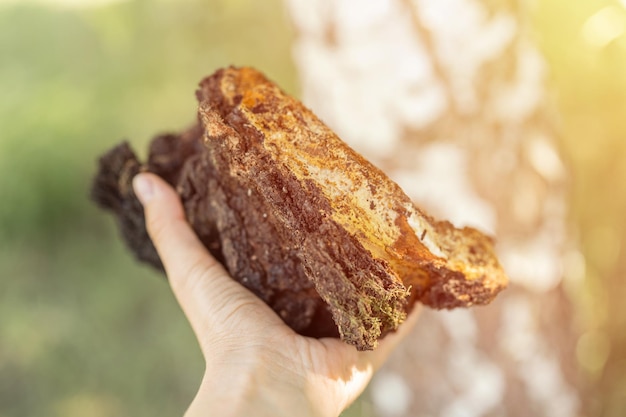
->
[0, 0, 625, 416]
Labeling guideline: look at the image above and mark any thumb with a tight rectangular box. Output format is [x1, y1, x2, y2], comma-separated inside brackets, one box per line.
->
[132, 172, 250, 334]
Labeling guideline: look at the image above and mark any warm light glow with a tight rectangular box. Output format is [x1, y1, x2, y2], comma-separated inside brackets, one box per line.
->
[581, 6, 626, 48]
[576, 331, 611, 374]
[0, 0, 128, 9]
[370, 371, 412, 415]
[527, 135, 565, 182]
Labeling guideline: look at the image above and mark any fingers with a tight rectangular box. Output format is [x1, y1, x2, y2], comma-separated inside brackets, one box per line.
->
[319, 304, 421, 378]
[132, 173, 238, 329]
[132, 171, 420, 365]
[133, 173, 214, 278]
[365, 304, 422, 370]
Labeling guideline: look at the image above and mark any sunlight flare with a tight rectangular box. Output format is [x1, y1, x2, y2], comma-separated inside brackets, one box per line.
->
[581, 6, 625, 48]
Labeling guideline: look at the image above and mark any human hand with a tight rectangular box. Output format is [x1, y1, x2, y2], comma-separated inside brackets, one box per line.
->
[132, 172, 420, 417]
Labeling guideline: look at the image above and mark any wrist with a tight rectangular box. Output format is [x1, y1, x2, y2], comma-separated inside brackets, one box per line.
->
[185, 350, 337, 417]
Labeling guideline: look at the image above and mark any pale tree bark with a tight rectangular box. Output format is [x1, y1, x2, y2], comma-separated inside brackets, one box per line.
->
[284, 0, 583, 416]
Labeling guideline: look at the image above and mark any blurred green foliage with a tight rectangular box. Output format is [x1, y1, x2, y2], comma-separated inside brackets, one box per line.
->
[534, 2, 626, 415]
[0, 1, 296, 416]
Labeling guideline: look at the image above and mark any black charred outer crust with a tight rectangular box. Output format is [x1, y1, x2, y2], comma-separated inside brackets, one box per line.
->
[91, 66, 508, 351]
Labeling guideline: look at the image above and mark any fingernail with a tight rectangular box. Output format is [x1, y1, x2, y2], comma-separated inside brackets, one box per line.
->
[133, 173, 154, 204]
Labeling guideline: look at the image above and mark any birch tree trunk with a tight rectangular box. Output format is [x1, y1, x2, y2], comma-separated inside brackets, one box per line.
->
[284, 1, 583, 416]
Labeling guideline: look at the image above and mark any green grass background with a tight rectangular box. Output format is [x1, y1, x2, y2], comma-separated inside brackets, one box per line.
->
[0, 1, 296, 416]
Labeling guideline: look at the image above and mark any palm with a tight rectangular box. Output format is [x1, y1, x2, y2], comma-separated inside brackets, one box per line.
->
[220, 285, 418, 414]
[135, 173, 419, 416]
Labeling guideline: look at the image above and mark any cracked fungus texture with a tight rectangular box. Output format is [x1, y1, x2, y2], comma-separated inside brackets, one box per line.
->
[285, 0, 580, 415]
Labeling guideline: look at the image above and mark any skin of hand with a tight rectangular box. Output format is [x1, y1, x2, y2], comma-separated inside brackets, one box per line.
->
[132, 172, 421, 417]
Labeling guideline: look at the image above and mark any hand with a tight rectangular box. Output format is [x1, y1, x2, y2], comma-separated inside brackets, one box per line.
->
[132, 173, 420, 417]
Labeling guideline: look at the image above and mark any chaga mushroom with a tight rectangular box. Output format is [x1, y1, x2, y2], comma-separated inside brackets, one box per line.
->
[92, 67, 508, 350]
